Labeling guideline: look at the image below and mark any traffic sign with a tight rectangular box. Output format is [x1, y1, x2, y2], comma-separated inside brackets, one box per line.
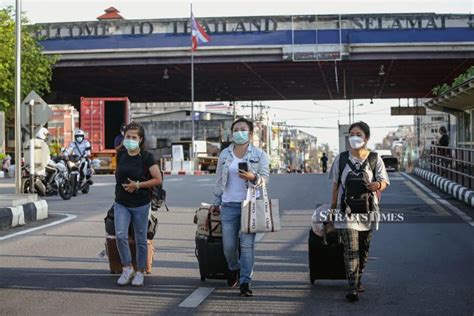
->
[21, 91, 53, 136]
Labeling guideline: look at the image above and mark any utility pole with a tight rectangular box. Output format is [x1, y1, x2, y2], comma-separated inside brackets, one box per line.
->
[15, 0, 22, 194]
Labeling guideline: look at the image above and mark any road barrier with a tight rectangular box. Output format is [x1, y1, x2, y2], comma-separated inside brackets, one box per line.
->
[0, 200, 48, 231]
[414, 167, 474, 207]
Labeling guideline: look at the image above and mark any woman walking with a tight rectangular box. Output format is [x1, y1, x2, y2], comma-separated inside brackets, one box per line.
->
[114, 122, 162, 287]
[329, 121, 390, 302]
[210, 118, 270, 297]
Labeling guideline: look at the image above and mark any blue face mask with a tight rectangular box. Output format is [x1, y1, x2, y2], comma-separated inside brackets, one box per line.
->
[233, 131, 249, 145]
[123, 139, 140, 151]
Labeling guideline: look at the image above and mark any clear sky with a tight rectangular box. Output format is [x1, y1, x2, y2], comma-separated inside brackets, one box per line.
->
[1, 0, 471, 151]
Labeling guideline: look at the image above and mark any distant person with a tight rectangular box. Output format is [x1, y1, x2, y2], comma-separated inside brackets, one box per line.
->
[2, 154, 11, 178]
[438, 126, 449, 147]
[114, 124, 127, 151]
[437, 126, 450, 172]
[329, 121, 390, 302]
[67, 129, 92, 184]
[321, 153, 329, 173]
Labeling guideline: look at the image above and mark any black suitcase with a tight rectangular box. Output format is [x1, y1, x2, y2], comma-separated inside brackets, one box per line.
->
[308, 229, 346, 284]
[195, 233, 229, 281]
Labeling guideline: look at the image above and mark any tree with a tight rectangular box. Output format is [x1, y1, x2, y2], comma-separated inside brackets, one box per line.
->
[0, 7, 56, 120]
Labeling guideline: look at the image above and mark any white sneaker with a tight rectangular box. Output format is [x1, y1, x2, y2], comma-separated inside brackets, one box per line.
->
[131, 271, 145, 287]
[117, 267, 135, 286]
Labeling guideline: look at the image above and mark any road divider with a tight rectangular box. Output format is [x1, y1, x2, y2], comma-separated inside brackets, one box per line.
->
[404, 172, 474, 227]
[414, 168, 474, 207]
[0, 199, 48, 231]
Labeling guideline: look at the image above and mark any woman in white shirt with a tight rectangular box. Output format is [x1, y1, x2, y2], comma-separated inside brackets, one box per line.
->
[211, 118, 270, 297]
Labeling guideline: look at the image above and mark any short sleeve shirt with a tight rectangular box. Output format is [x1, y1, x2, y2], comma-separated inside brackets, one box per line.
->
[328, 151, 390, 231]
[115, 149, 156, 207]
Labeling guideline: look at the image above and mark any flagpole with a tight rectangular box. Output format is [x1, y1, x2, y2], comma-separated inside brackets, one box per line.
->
[190, 2, 195, 164]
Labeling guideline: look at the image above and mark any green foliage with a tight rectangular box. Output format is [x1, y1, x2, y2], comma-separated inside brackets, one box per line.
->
[432, 66, 474, 96]
[0, 7, 57, 120]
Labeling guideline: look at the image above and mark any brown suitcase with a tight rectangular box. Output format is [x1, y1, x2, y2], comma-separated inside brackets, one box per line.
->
[105, 236, 154, 274]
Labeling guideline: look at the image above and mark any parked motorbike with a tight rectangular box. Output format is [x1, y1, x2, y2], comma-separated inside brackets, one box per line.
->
[21, 157, 73, 200]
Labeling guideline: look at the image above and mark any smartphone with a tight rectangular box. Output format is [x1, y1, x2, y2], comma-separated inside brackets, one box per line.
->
[238, 162, 248, 172]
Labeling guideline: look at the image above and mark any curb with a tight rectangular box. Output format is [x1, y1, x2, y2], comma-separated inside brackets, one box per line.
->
[0, 200, 48, 231]
[413, 167, 474, 207]
[163, 171, 211, 176]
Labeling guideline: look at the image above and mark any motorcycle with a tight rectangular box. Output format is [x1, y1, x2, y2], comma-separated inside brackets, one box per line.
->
[68, 155, 93, 196]
[21, 157, 73, 200]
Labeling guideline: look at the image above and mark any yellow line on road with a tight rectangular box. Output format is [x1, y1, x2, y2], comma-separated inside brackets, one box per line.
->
[404, 181, 451, 216]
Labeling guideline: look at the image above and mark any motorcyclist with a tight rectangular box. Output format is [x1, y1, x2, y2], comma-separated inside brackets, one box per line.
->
[67, 129, 93, 185]
[34, 127, 55, 183]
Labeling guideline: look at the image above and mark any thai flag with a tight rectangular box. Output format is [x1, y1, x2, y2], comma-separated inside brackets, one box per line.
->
[191, 14, 210, 51]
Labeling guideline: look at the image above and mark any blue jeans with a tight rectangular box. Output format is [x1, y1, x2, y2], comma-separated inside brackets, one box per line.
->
[221, 202, 256, 284]
[114, 202, 150, 270]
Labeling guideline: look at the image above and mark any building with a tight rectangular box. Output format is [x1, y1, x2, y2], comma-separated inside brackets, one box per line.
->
[47, 104, 79, 150]
[415, 100, 456, 151]
[131, 102, 200, 118]
[133, 110, 235, 159]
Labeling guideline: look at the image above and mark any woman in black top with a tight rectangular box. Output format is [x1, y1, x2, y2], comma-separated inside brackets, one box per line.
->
[114, 122, 162, 287]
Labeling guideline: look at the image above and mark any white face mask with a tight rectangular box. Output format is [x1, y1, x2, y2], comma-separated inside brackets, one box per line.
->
[349, 136, 365, 149]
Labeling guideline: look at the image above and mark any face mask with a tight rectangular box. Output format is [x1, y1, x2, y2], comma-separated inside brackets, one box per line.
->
[349, 136, 365, 149]
[233, 131, 249, 145]
[76, 137, 84, 143]
[123, 139, 140, 151]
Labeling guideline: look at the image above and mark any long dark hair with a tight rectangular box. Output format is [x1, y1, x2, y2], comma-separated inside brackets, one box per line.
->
[124, 122, 147, 150]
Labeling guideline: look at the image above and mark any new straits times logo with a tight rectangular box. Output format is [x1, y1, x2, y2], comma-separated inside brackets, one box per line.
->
[317, 209, 405, 223]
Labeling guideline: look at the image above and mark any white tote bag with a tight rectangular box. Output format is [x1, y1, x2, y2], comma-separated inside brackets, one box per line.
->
[241, 183, 280, 233]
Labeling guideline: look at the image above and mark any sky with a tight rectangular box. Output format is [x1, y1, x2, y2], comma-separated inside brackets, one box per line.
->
[1, 0, 471, 151]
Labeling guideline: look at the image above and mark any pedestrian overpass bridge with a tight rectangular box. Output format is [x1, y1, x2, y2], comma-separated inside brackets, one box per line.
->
[36, 13, 474, 104]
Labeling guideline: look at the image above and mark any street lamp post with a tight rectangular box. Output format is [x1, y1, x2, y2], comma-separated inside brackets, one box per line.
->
[14, 0, 22, 194]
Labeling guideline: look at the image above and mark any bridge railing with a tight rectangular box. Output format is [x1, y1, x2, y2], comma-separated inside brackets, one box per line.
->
[430, 145, 474, 189]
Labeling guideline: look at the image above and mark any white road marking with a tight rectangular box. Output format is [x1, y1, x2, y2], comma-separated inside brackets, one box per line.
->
[166, 178, 184, 182]
[0, 213, 77, 241]
[403, 173, 474, 227]
[178, 287, 214, 308]
[92, 182, 115, 187]
[196, 179, 212, 182]
[403, 181, 450, 216]
[388, 176, 405, 181]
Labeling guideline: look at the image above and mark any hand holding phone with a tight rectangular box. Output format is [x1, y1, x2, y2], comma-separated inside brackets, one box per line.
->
[238, 162, 248, 172]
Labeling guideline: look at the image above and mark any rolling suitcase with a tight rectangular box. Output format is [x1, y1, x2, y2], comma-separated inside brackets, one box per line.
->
[105, 236, 155, 274]
[195, 233, 229, 281]
[308, 229, 346, 284]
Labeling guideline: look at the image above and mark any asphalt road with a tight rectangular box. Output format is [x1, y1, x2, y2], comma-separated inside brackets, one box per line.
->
[0, 173, 473, 315]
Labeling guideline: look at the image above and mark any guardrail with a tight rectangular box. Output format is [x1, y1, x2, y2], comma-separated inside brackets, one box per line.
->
[430, 145, 474, 189]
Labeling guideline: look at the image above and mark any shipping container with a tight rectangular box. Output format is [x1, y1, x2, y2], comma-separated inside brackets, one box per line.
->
[80, 97, 130, 173]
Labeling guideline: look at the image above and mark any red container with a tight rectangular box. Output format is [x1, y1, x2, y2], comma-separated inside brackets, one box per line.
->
[80, 97, 130, 152]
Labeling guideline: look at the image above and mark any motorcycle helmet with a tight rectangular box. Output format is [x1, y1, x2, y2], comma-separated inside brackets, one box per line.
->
[74, 129, 85, 143]
[36, 127, 50, 142]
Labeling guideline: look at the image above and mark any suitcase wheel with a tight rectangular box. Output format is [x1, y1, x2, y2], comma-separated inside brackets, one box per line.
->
[200, 276, 206, 282]
[310, 278, 315, 285]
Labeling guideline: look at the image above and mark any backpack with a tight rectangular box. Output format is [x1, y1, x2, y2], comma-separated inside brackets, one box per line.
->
[337, 151, 378, 214]
[141, 151, 169, 212]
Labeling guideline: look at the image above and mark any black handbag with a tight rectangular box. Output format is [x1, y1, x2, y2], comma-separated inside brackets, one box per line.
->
[105, 204, 158, 240]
